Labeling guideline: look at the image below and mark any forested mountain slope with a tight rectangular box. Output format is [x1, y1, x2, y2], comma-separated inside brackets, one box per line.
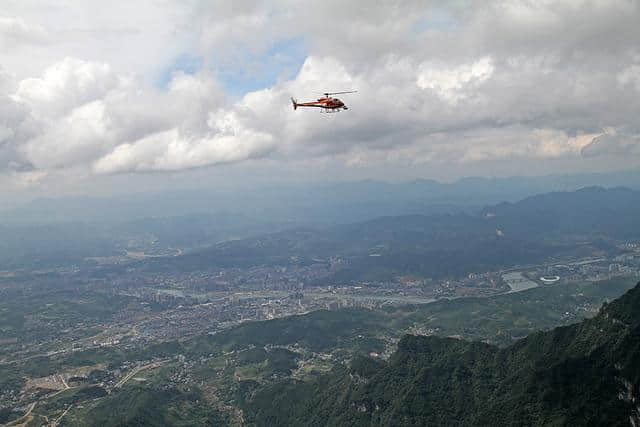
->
[243, 282, 640, 426]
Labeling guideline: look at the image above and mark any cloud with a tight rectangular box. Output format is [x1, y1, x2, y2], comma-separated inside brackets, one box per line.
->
[93, 112, 275, 174]
[1, 0, 640, 190]
[0, 16, 48, 48]
[417, 56, 494, 104]
[581, 133, 640, 158]
[0, 67, 34, 172]
[15, 58, 119, 117]
[618, 64, 640, 92]
[2, 57, 274, 175]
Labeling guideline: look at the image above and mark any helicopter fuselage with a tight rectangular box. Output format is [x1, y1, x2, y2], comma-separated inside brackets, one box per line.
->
[292, 96, 347, 111]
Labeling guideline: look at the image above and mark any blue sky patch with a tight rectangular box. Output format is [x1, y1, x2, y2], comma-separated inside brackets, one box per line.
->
[156, 54, 203, 88]
[217, 37, 307, 97]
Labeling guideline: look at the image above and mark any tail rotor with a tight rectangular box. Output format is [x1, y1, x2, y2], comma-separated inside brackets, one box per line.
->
[291, 97, 298, 110]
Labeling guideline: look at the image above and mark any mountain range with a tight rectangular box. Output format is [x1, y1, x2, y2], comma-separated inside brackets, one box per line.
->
[141, 187, 640, 282]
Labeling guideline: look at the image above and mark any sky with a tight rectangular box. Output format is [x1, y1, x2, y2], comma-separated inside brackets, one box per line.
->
[1, 0, 640, 204]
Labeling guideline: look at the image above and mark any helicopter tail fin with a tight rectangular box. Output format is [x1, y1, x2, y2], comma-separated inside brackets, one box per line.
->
[291, 97, 297, 110]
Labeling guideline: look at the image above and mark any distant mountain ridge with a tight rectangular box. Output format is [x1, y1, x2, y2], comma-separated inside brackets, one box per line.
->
[3, 185, 640, 274]
[243, 282, 640, 426]
[4, 169, 640, 226]
[146, 186, 640, 281]
[483, 186, 640, 238]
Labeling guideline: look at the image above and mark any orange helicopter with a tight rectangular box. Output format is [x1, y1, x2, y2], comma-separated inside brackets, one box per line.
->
[291, 91, 357, 112]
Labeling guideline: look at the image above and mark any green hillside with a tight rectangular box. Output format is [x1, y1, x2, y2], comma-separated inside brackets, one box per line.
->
[242, 282, 640, 426]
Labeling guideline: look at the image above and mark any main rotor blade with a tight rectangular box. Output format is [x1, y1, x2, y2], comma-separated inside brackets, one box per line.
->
[323, 90, 357, 95]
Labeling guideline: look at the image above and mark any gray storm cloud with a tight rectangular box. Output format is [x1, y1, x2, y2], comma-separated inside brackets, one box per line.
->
[0, 0, 639, 185]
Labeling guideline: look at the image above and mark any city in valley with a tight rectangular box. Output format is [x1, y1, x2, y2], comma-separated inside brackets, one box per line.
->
[2, 237, 640, 423]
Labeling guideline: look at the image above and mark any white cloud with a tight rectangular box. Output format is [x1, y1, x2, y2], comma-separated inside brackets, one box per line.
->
[22, 100, 112, 169]
[618, 64, 640, 92]
[93, 112, 275, 174]
[14, 58, 118, 117]
[0, 16, 48, 48]
[417, 56, 494, 104]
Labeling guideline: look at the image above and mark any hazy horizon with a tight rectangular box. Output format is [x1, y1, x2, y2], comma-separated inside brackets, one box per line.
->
[3, 166, 640, 212]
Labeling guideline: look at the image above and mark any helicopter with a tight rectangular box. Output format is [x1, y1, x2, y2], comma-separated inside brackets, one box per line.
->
[291, 91, 357, 112]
